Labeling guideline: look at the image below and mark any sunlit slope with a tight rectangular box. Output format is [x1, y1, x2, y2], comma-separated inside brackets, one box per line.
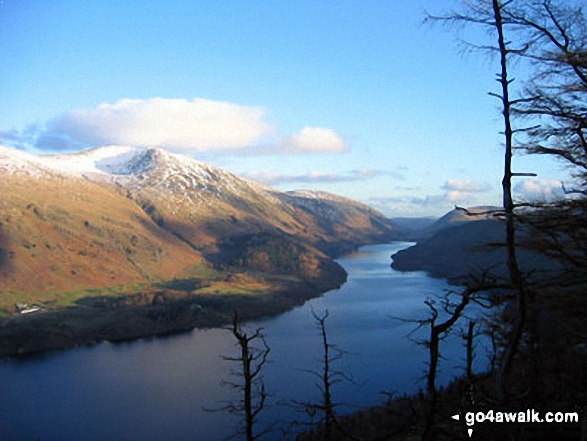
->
[41, 146, 397, 258]
[0, 145, 397, 311]
[0, 153, 205, 306]
[279, 190, 397, 255]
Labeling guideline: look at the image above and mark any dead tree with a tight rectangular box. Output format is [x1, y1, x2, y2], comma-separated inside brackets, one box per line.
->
[396, 274, 503, 441]
[221, 312, 271, 441]
[465, 320, 476, 382]
[427, 0, 544, 402]
[489, 0, 532, 401]
[313, 309, 336, 441]
[292, 309, 351, 441]
[419, 284, 494, 441]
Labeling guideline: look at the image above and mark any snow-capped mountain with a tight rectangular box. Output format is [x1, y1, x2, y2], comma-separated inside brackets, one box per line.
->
[0, 144, 398, 301]
[34, 145, 290, 229]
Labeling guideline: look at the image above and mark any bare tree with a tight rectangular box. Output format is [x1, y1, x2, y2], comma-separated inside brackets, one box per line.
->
[427, 0, 541, 402]
[220, 312, 271, 441]
[489, 0, 533, 401]
[417, 7, 587, 441]
[312, 309, 337, 441]
[293, 308, 357, 441]
[465, 320, 476, 382]
[503, 1, 587, 187]
[298, 308, 428, 441]
[417, 282, 498, 441]
[393, 269, 503, 441]
[420, 295, 468, 441]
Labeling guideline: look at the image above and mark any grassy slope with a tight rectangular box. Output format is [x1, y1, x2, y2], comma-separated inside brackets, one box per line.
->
[0, 173, 207, 313]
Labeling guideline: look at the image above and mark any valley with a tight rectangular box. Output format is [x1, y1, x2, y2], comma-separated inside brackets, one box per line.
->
[0, 145, 398, 357]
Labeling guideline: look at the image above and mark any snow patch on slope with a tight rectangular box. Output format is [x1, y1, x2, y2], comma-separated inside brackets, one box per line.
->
[0, 144, 285, 209]
[0, 145, 55, 177]
[41, 145, 150, 176]
[288, 190, 356, 203]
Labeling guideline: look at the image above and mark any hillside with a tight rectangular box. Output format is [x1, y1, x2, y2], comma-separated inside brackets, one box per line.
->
[278, 190, 397, 256]
[0, 145, 398, 356]
[390, 207, 563, 284]
[37, 146, 397, 259]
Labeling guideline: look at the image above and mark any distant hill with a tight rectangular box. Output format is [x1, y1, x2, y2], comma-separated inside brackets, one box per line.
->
[390, 206, 563, 284]
[390, 207, 500, 241]
[389, 217, 438, 231]
[391, 218, 507, 281]
[425, 206, 500, 234]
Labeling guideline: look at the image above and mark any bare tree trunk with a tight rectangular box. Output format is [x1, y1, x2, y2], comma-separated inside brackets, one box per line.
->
[423, 325, 440, 441]
[315, 310, 334, 441]
[295, 309, 364, 441]
[226, 312, 270, 441]
[239, 331, 254, 441]
[491, 0, 529, 401]
[422, 288, 478, 441]
[466, 320, 475, 381]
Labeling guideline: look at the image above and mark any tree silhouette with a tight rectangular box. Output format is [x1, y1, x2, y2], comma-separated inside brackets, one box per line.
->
[293, 308, 358, 441]
[217, 312, 271, 441]
[425, 1, 587, 436]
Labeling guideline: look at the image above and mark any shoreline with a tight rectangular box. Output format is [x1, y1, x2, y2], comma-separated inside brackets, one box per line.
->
[0, 270, 347, 359]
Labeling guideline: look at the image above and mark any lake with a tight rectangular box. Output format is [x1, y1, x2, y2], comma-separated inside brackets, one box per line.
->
[0, 242, 486, 440]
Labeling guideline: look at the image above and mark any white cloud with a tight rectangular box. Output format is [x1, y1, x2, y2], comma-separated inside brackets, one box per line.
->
[379, 177, 568, 217]
[367, 194, 462, 217]
[367, 176, 500, 217]
[514, 178, 565, 202]
[241, 168, 400, 185]
[243, 170, 341, 184]
[411, 192, 478, 207]
[441, 179, 492, 193]
[41, 98, 272, 153]
[288, 127, 348, 153]
[4, 98, 350, 156]
[445, 190, 474, 202]
[403, 179, 491, 212]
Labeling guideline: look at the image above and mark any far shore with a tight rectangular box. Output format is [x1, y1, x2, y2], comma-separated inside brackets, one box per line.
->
[0, 270, 347, 359]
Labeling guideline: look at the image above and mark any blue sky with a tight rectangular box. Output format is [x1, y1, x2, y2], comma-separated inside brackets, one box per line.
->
[0, 0, 571, 216]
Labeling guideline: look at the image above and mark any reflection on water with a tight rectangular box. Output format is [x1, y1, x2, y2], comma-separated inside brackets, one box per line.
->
[0, 243, 483, 441]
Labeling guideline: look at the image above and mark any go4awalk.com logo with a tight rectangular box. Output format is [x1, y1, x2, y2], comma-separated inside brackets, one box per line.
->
[451, 409, 580, 438]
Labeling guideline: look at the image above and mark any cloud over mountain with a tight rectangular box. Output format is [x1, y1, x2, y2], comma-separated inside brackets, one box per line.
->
[441, 179, 492, 193]
[411, 179, 491, 209]
[368, 178, 495, 216]
[2, 98, 348, 155]
[37, 98, 271, 153]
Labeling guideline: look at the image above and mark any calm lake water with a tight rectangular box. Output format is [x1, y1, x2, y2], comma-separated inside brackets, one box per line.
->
[0, 243, 486, 441]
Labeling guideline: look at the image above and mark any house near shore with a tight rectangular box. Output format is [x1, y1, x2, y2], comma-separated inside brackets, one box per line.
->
[14, 303, 46, 315]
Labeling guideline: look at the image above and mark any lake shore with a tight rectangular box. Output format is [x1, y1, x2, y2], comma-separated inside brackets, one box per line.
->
[0, 269, 347, 359]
